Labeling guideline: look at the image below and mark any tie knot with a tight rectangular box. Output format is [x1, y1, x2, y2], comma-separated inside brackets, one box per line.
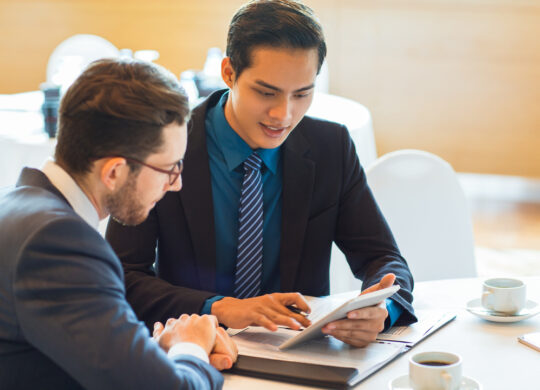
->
[244, 152, 262, 172]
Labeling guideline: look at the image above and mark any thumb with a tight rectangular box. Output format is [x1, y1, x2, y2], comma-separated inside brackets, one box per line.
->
[378, 273, 396, 289]
[209, 353, 233, 371]
[153, 322, 164, 339]
[361, 273, 396, 295]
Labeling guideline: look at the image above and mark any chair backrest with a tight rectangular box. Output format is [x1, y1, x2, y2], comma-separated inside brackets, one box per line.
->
[47, 34, 119, 91]
[306, 92, 377, 168]
[365, 149, 477, 282]
[0, 186, 14, 198]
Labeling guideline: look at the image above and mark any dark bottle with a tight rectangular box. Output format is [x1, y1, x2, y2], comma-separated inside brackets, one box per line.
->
[40, 83, 61, 138]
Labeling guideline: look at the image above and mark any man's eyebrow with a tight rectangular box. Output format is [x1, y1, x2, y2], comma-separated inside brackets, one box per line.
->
[254, 80, 315, 93]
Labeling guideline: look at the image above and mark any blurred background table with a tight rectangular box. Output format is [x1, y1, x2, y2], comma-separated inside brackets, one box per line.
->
[223, 276, 540, 389]
[0, 90, 377, 188]
[0, 91, 55, 187]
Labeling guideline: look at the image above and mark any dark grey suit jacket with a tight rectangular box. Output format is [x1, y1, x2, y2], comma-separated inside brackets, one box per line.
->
[0, 169, 223, 389]
[107, 90, 417, 329]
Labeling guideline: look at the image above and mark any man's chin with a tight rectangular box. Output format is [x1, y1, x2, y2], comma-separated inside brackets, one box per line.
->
[111, 212, 149, 227]
[256, 131, 291, 149]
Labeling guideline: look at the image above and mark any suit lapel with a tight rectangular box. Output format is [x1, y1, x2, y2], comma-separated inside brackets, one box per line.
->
[178, 94, 224, 291]
[279, 124, 315, 291]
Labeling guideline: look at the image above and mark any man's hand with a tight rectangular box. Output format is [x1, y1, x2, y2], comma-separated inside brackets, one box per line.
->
[153, 314, 238, 371]
[153, 314, 217, 354]
[209, 327, 238, 370]
[211, 292, 311, 331]
[321, 273, 396, 347]
[360, 273, 396, 295]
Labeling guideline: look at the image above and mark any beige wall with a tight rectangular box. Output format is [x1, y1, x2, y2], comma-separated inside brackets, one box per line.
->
[0, 0, 245, 91]
[1, 0, 539, 177]
[319, 0, 540, 178]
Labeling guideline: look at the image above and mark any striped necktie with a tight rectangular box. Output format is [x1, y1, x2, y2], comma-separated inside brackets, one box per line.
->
[234, 151, 264, 299]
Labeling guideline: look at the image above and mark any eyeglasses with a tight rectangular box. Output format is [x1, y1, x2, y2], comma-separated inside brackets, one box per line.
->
[122, 156, 184, 185]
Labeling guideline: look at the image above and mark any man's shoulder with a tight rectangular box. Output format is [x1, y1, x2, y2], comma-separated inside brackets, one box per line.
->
[189, 90, 227, 127]
[0, 184, 76, 227]
[287, 115, 351, 154]
[0, 185, 100, 260]
[297, 114, 348, 134]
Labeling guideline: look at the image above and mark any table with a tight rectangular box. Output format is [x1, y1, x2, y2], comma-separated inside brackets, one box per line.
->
[223, 277, 540, 389]
[0, 91, 378, 188]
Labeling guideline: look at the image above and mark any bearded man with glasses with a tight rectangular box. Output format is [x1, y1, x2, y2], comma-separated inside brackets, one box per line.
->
[0, 58, 236, 389]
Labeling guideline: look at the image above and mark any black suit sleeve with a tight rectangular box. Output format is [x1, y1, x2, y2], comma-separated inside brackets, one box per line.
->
[15, 216, 223, 389]
[106, 207, 216, 329]
[334, 125, 416, 325]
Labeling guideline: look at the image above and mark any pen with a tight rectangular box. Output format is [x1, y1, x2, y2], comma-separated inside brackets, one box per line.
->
[286, 305, 309, 317]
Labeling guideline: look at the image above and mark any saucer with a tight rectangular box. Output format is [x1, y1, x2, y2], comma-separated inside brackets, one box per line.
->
[388, 374, 482, 390]
[466, 299, 540, 323]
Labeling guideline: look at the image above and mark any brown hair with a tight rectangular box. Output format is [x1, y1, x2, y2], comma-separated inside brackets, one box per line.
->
[55, 58, 189, 176]
[226, 0, 327, 79]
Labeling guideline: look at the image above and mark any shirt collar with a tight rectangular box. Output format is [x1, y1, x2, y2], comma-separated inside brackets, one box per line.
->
[41, 159, 100, 230]
[209, 91, 280, 174]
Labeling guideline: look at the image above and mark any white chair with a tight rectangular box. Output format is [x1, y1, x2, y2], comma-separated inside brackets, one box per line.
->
[306, 92, 377, 168]
[330, 149, 477, 294]
[47, 34, 119, 92]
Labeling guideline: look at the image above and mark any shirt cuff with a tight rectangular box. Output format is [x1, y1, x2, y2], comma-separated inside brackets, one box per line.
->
[201, 295, 226, 315]
[384, 298, 404, 330]
[168, 342, 209, 364]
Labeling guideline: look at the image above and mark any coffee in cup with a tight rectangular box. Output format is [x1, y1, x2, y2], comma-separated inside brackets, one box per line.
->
[409, 351, 462, 390]
[481, 278, 526, 314]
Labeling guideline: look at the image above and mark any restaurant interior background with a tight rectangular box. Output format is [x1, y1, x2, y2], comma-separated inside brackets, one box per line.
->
[1, 0, 539, 275]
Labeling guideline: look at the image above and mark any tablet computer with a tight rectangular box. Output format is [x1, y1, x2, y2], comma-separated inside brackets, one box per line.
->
[279, 285, 400, 350]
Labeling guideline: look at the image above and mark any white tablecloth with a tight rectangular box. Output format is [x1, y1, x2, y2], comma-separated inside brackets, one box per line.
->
[0, 91, 55, 187]
[224, 277, 540, 389]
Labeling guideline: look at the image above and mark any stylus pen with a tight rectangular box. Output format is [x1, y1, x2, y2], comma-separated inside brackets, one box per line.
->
[286, 305, 309, 317]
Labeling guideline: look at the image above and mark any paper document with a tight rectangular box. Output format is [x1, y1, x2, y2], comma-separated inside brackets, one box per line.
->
[377, 310, 456, 346]
[231, 326, 405, 377]
[227, 291, 456, 388]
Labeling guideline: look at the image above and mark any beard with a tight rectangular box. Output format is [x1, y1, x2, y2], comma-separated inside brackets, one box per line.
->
[105, 173, 149, 227]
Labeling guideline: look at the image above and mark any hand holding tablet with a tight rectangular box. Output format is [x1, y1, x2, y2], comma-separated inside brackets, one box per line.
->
[279, 285, 400, 349]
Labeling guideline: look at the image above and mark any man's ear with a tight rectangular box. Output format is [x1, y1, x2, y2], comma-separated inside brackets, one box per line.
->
[100, 157, 128, 191]
[221, 57, 236, 88]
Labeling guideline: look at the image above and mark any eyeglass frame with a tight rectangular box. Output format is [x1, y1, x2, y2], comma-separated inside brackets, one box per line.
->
[120, 156, 184, 185]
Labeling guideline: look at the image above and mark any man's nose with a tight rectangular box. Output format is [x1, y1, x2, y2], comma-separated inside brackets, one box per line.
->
[168, 174, 182, 192]
[268, 96, 292, 123]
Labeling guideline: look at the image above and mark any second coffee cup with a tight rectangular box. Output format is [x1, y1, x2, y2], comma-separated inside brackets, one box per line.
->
[481, 278, 526, 314]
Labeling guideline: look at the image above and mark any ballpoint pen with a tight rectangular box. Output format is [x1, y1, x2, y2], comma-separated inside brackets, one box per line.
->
[286, 305, 309, 317]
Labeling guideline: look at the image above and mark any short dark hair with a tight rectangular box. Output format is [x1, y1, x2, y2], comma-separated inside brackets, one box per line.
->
[55, 58, 189, 176]
[226, 0, 327, 78]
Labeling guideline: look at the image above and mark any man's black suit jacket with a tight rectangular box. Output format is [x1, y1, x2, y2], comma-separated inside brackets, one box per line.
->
[107, 90, 417, 329]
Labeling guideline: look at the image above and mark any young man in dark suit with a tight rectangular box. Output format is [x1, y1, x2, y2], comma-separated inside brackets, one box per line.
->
[0, 59, 236, 389]
[107, 0, 417, 348]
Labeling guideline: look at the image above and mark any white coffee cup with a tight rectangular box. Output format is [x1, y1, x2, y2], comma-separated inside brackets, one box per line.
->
[409, 351, 462, 390]
[481, 278, 526, 314]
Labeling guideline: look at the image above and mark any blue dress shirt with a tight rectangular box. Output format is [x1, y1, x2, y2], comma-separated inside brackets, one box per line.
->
[201, 92, 282, 313]
[200, 91, 402, 328]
